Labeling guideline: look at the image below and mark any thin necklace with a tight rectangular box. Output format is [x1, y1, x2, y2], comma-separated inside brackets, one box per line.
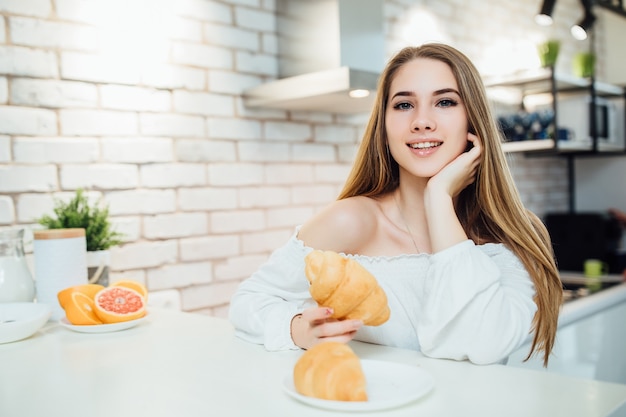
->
[393, 192, 420, 254]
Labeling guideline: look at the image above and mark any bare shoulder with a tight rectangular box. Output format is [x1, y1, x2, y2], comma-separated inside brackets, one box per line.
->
[298, 196, 379, 253]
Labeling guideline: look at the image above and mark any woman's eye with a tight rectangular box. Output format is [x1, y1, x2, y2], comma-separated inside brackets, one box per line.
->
[437, 98, 458, 108]
[393, 102, 413, 110]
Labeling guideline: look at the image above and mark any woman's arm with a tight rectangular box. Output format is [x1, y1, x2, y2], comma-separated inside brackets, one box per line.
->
[230, 199, 372, 351]
[228, 236, 314, 351]
[425, 133, 481, 252]
[417, 240, 537, 364]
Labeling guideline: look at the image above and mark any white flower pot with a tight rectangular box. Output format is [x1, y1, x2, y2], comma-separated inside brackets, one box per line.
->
[86, 250, 110, 286]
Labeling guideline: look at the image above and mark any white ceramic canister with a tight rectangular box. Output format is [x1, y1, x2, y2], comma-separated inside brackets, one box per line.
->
[33, 228, 88, 321]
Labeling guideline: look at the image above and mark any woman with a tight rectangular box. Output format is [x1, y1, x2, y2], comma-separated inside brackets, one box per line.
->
[229, 43, 562, 366]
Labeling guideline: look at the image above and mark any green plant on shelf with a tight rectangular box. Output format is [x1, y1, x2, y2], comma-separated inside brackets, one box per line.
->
[537, 40, 560, 68]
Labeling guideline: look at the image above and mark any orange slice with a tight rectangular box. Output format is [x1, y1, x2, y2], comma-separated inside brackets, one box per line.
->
[63, 292, 103, 325]
[58, 284, 105, 310]
[110, 280, 148, 301]
[94, 286, 146, 324]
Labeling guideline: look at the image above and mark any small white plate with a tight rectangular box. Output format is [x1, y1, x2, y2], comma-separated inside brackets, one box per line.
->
[0, 303, 51, 344]
[283, 359, 434, 412]
[59, 315, 147, 333]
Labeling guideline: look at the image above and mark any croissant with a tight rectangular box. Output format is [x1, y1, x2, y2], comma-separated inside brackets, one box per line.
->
[304, 250, 390, 326]
[293, 342, 367, 401]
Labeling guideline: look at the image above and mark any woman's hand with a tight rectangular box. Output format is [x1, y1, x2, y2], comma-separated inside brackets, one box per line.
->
[424, 133, 482, 253]
[290, 307, 363, 350]
[427, 132, 481, 198]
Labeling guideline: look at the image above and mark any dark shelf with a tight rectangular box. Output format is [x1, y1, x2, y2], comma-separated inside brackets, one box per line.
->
[485, 67, 626, 156]
[485, 66, 626, 212]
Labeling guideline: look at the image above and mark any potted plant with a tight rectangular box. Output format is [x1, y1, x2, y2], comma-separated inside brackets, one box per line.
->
[573, 51, 595, 78]
[36, 189, 123, 286]
[537, 39, 560, 68]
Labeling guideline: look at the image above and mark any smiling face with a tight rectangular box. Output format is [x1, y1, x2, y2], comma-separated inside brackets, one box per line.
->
[385, 58, 469, 180]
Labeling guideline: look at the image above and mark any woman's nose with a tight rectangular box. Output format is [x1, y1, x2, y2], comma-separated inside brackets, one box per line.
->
[411, 111, 434, 131]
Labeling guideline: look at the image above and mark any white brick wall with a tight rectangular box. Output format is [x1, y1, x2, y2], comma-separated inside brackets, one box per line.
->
[140, 163, 206, 187]
[0, 135, 10, 161]
[139, 113, 205, 137]
[0, 106, 57, 135]
[61, 51, 140, 84]
[10, 17, 98, 50]
[0, 46, 58, 78]
[17, 193, 56, 223]
[101, 137, 173, 163]
[179, 187, 238, 210]
[11, 79, 98, 108]
[180, 234, 240, 261]
[13, 137, 99, 163]
[0, 0, 579, 315]
[106, 189, 177, 215]
[0, 77, 8, 103]
[60, 164, 139, 189]
[143, 212, 209, 239]
[0, 0, 51, 17]
[0, 165, 58, 192]
[0, 196, 14, 224]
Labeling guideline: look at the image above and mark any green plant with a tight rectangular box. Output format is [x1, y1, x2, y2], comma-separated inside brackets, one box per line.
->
[537, 40, 560, 67]
[36, 189, 123, 251]
[573, 52, 595, 78]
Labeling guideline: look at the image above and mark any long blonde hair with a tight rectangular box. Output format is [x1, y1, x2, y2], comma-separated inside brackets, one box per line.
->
[339, 43, 562, 366]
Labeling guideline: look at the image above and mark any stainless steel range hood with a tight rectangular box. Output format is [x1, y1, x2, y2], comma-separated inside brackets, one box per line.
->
[242, 0, 385, 114]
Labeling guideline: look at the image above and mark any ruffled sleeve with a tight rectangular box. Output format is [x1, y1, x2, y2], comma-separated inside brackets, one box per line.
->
[416, 240, 537, 364]
[228, 232, 315, 351]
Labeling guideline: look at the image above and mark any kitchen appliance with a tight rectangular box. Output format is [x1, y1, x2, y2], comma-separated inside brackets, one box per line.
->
[243, 0, 384, 114]
[556, 95, 625, 146]
[545, 212, 623, 273]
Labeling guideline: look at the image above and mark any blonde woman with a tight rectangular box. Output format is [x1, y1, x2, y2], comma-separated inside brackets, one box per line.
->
[229, 43, 562, 366]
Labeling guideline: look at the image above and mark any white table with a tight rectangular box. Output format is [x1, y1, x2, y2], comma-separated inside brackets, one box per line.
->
[1, 308, 626, 417]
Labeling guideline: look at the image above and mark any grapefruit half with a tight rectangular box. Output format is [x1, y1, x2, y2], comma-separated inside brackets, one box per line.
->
[94, 286, 146, 324]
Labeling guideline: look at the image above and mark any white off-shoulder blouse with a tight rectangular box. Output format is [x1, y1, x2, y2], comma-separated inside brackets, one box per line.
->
[228, 227, 537, 365]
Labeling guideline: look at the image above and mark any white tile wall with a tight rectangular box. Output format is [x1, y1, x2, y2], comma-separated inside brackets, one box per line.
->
[1, 0, 587, 315]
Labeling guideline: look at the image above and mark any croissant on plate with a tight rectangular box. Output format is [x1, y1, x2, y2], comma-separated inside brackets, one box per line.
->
[293, 342, 367, 401]
[304, 250, 390, 326]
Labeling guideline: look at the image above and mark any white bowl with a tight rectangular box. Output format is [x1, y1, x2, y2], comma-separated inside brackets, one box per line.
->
[0, 303, 52, 344]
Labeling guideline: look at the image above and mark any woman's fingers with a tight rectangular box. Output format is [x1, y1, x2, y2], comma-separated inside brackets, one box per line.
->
[311, 318, 363, 339]
[294, 307, 363, 349]
[301, 306, 334, 324]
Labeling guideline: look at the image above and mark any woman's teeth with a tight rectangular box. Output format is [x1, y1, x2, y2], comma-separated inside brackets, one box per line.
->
[408, 141, 442, 149]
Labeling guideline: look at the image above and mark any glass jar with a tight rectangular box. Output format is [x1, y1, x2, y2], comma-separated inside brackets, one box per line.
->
[0, 229, 35, 302]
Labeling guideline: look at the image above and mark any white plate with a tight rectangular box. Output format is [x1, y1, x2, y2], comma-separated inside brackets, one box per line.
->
[59, 315, 147, 333]
[283, 359, 434, 412]
[0, 303, 51, 344]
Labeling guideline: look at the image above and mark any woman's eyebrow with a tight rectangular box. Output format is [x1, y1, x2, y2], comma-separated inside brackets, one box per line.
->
[390, 91, 414, 100]
[390, 88, 460, 100]
[434, 88, 460, 96]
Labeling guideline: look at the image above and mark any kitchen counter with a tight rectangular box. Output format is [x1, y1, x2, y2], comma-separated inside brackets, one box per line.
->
[1, 309, 626, 417]
[507, 279, 626, 385]
[559, 279, 626, 328]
